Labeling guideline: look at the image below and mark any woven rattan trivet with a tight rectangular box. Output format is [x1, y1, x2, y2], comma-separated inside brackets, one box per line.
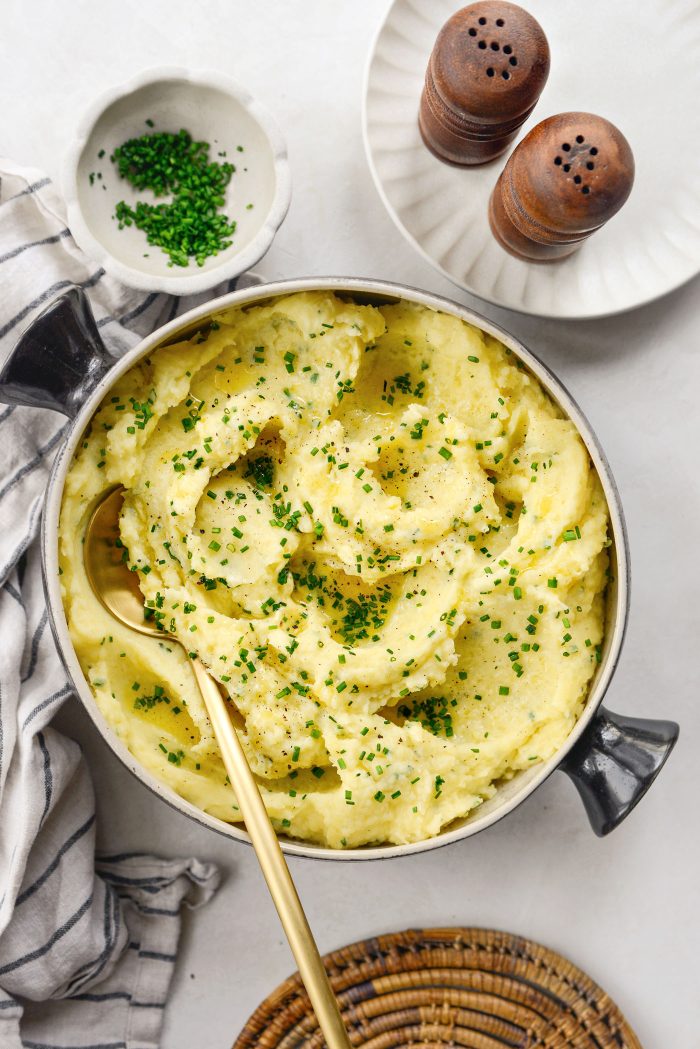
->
[234, 927, 642, 1049]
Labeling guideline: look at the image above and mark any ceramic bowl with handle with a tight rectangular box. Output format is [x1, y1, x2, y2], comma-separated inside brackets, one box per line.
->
[63, 67, 292, 295]
[0, 276, 679, 859]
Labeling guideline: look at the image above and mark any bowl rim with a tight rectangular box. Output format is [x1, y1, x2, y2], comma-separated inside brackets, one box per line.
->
[43, 275, 630, 861]
[61, 65, 292, 296]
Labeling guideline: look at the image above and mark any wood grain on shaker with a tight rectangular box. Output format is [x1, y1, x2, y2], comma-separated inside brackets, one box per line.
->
[489, 112, 635, 260]
[419, 1, 550, 165]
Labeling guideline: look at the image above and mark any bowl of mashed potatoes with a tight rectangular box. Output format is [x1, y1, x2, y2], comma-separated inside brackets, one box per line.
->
[0, 278, 678, 857]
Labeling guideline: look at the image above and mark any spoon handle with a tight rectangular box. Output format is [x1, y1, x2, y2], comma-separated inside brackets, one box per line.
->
[190, 657, 352, 1049]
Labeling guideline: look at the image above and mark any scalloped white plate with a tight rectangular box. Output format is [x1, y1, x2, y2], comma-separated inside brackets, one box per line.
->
[363, 0, 700, 318]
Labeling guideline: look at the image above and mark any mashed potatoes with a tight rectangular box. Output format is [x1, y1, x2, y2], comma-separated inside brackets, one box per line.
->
[59, 291, 609, 848]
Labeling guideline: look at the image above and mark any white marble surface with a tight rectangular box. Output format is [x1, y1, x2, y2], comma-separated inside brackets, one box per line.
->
[2, 2, 698, 1047]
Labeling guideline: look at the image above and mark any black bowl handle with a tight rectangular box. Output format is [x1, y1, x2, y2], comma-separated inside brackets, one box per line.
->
[0, 274, 267, 420]
[560, 706, 679, 836]
[0, 286, 114, 419]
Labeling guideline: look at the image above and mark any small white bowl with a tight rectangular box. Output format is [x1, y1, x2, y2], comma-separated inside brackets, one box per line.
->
[63, 67, 291, 295]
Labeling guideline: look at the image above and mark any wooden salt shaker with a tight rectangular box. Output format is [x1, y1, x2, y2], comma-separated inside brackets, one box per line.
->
[419, 1, 550, 166]
[489, 112, 635, 261]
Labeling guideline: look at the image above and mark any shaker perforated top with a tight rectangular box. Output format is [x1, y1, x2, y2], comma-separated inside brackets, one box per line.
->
[430, 1, 550, 124]
[507, 112, 635, 233]
[489, 111, 635, 261]
[419, 1, 550, 165]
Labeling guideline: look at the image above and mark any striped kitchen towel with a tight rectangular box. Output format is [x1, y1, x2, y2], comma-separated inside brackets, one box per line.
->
[0, 160, 229, 1049]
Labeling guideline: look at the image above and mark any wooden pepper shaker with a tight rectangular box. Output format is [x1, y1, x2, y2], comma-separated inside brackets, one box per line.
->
[489, 112, 635, 261]
[419, 1, 550, 166]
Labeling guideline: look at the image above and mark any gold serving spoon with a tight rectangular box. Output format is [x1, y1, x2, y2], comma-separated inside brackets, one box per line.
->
[85, 486, 351, 1049]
